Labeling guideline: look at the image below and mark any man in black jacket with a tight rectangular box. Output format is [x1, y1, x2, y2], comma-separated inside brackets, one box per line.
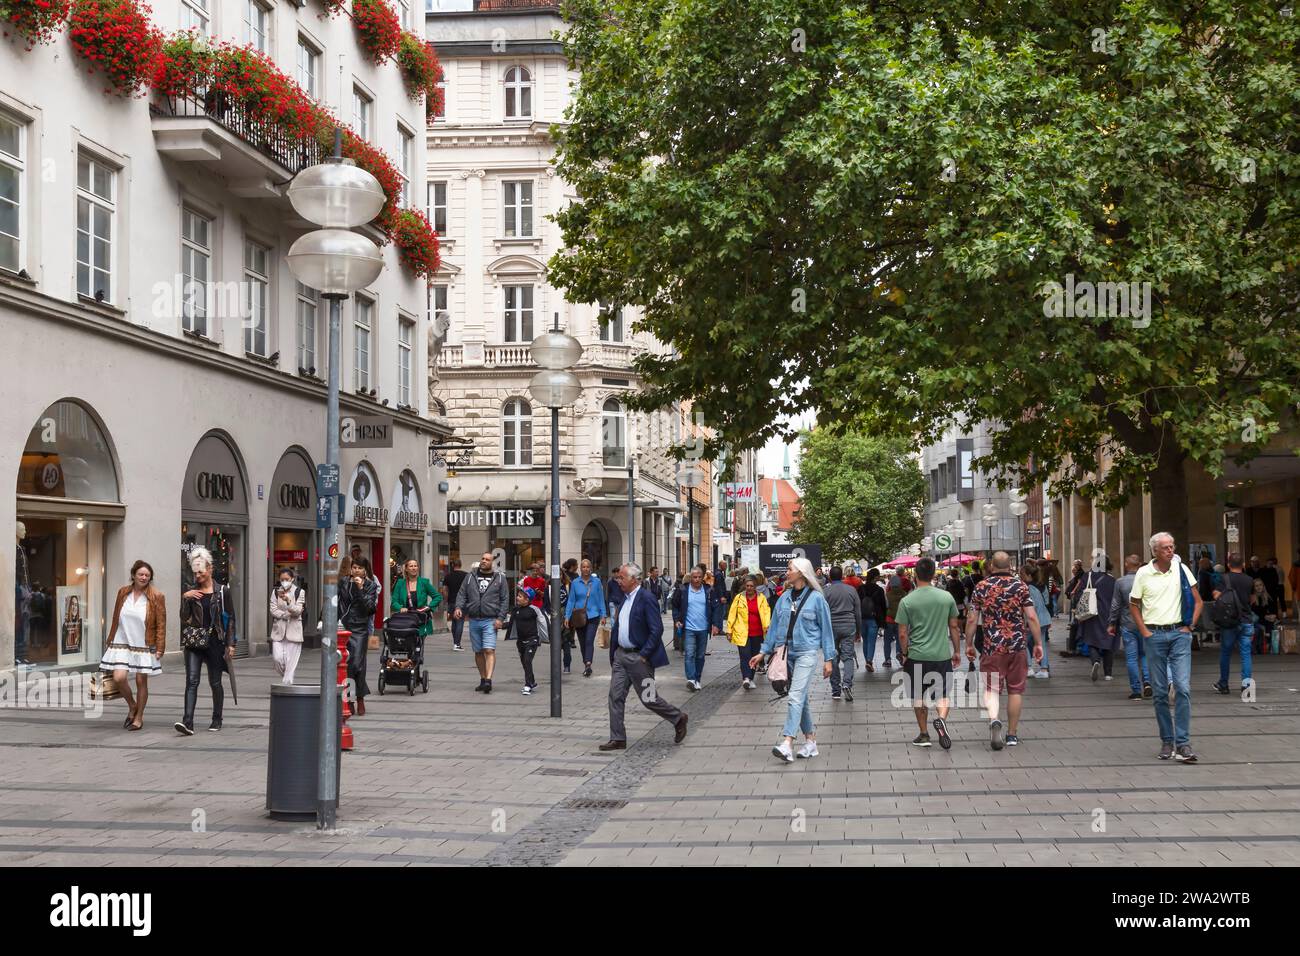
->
[856, 569, 887, 673]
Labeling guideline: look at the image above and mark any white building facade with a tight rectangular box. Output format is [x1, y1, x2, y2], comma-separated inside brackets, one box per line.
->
[2, 1, 452, 671]
[425, 2, 684, 586]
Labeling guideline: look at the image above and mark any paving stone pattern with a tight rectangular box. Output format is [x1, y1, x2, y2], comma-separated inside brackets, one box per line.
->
[2, 612, 1299, 867]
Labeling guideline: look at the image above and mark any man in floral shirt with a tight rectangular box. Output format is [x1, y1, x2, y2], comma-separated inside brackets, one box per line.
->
[966, 552, 1043, 750]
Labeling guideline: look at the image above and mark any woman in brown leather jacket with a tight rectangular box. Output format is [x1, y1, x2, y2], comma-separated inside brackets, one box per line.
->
[98, 560, 166, 731]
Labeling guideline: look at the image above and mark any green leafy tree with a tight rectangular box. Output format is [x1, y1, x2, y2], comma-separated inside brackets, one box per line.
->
[791, 429, 926, 563]
[550, 0, 1300, 550]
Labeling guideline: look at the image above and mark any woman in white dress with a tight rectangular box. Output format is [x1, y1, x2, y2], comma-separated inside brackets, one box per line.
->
[99, 560, 166, 731]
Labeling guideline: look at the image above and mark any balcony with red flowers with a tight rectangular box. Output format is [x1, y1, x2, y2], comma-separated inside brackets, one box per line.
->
[150, 70, 328, 199]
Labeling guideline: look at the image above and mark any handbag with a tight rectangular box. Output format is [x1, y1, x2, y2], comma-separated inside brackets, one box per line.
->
[180, 584, 223, 650]
[88, 672, 121, 700]
[1075, 573, 1098, 621]
[768, 587, 812, 697]
[570, 580, 594, 629]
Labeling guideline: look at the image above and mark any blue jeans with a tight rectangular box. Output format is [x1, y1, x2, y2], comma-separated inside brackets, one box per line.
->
[1218, 621, 1254, 687]
[450, 615, 464, 648]
[1147, 628, 1192, 746]
[683, 629, 708, 682]
[781, 652, 819, 739]
[1025, 625, 1050, 671]
[1121, 626, 1150, 694]
[862, 619, 879, 665]
[738, 636, 763, 680]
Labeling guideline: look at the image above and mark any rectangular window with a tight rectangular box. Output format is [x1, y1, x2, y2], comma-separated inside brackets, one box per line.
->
[76, 153, 114, 301]
[429, 282, 448, 329]
[427, 180, 447, 235]
[946, 455, 957, 497]
[397, 317, 413, 407]
[398, 126, 414, 207]
[397, 0, 411, 30]
[243, 240, 270, 355]
[297, 36, 320, 98]
[296, 282, 318, 373]
[352, 86, 372, 142]
[503, 284, 533, 343]
[0, 114, 23, 273]
[180, 207, 212, 335]
[354, 297, 372, 390]
[180, 0, 209, 33]
[502, 180, 533, 238]
[245, 0, 270, 54]
[598, 306, 624, 343]
[432, 74, 446, 120]
[957, 438, 975, 502]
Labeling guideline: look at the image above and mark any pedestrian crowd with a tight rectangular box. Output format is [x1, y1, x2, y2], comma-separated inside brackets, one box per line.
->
[87, 533, 1290, 765]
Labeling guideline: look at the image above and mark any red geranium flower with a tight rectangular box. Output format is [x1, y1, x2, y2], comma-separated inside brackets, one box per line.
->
[0, 0, 72, 49]
[68, 0, 161, 97]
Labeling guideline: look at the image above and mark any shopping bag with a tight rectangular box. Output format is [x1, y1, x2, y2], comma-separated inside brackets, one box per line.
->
[596, 620, 612, 649]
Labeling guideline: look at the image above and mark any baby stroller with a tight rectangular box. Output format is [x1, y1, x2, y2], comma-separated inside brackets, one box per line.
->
[378, 610, 429, 696]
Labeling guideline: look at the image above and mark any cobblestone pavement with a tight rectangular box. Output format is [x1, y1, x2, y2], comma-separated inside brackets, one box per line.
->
[2, 615, 1298, 867]
[557, 620, 1300, 866]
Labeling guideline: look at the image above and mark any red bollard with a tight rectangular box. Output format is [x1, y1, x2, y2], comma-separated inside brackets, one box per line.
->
[336, 629, 354, 751]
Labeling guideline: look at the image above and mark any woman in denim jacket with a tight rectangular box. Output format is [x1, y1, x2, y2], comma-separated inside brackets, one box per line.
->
[750, 558, 836, 762]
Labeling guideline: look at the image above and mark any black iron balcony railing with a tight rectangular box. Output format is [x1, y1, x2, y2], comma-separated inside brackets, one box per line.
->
[152, 80, 327, 175]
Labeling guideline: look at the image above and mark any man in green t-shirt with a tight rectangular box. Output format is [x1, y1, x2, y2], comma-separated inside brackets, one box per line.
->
[896, 557, 961, 749]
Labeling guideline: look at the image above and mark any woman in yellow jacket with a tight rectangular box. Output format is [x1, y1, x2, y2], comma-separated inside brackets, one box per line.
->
[727, 575, 771, 690]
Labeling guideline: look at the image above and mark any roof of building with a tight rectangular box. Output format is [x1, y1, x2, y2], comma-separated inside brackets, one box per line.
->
[757, 478, 801, 531]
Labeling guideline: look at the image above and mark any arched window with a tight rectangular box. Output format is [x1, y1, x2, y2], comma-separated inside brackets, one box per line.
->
[504, 66, 532, 119]
[502, 398, 532, 467]
[601, 398, 626, 468]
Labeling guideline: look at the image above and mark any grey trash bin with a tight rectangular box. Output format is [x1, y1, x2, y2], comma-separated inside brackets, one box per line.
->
[267, 683, 342, 820]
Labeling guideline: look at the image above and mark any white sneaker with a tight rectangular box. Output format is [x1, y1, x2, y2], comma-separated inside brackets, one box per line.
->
[772, 740, 794, 763]
[742, 678, 754, 690]
[1104, 675, 1113, 681]
[522, 685, 532, 695]
[1035, 670, 1050, 679]
[796, 741, 819, 759]
[693, 680, 703, 691]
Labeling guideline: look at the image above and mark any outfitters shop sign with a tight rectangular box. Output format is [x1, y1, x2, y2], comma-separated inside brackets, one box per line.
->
[448, 508, 539, 528]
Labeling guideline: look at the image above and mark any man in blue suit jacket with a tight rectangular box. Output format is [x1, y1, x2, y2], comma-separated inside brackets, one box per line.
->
[601, 562, 688, 751]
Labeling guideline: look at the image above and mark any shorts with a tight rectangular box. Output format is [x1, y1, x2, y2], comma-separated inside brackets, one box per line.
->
[468, 617, 497, 652]
[980, 648, 1029, 695]
[903, 658, 954, 706]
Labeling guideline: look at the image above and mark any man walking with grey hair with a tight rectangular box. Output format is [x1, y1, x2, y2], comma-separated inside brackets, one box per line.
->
[1130, 532, 1203, 762]
[600, 563, 688, 751]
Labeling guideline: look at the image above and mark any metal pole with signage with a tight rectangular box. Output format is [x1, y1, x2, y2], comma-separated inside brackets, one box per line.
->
[550, 405, 562, 719]
[318, 294, 343, 828]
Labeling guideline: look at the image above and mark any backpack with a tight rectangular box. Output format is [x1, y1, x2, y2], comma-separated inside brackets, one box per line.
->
[768, 588, 812, 698]
[1209, 577, 1244, 629]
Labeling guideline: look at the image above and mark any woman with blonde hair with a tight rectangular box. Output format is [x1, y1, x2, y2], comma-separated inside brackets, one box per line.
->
[175, 547, 236, 736]
[727, 574, 771, 690]
[750, 558, 836, 762]
[100, 559, 165, 730]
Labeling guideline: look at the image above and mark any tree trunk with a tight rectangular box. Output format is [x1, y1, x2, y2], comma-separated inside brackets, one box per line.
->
[1146, 439, 1190, 558]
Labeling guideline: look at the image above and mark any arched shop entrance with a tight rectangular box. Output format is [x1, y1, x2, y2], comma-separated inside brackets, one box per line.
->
[181, 432, 250, 657]
[268, 447, 320, 645]
[345, 460, 386, 634]
[389, 469, 428, 587]
[14, 400, 122, 669]
[581, 518, 623, 578]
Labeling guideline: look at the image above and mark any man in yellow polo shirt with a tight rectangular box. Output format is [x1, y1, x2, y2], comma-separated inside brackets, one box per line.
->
[1130, 532, 1203, 763]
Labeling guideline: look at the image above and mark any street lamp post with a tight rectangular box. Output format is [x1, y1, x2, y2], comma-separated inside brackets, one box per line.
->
[529, 316, 583, 719]
[1009, 488, 1029, 569]
[677, 466, 703, 576]
[286, 130, 386, 831]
